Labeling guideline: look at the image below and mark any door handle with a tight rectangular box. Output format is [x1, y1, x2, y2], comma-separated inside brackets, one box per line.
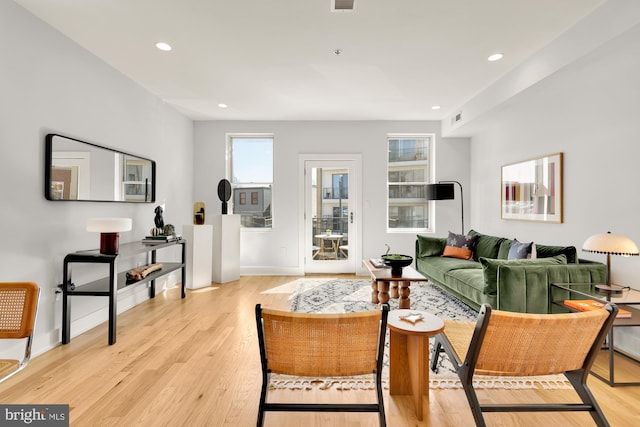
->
[350, 212, 354, 224]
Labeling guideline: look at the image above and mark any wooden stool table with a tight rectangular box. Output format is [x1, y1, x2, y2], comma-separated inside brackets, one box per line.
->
[387, 309, 444, 421]
[362, 259, 429, 309]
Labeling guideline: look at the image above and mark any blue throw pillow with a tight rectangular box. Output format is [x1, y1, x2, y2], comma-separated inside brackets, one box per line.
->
[507, 239, 536, 260]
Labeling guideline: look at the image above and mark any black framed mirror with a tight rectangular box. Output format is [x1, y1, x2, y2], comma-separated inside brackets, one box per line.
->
[45, 133, 156, 202]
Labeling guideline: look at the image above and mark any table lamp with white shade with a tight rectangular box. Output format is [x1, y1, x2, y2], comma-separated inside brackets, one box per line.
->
[86, 218, 132, 255]
[582, 231, 639, 294]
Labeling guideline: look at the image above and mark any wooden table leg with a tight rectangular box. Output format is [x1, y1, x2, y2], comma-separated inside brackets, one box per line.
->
[398, 281, 411, 309]
[389, 330, 429, 421]
[378, 282, 390, 306]
[390, 281, 399, 299]
[371, 279, 379, 304]
[407, 335, 428, 420]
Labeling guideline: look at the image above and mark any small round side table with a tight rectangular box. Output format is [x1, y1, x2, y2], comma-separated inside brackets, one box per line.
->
[387, 309, 444, 421]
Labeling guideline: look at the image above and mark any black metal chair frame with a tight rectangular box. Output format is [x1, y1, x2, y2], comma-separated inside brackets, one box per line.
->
[431, 303, 617, 427]
[255, 304, 389, 426]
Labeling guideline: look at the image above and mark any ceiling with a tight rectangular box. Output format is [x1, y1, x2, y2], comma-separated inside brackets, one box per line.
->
[14, 0, 604, 121]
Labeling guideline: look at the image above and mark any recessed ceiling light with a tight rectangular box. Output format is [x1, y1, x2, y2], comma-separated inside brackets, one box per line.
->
[488, 53, 504, 62]
[431, 105, 441, 110]
[155, 42, 172, 52]
[218, 103, 228, 108]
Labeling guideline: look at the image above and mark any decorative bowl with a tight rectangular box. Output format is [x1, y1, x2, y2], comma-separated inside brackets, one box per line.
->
[381, 254, 413, 277]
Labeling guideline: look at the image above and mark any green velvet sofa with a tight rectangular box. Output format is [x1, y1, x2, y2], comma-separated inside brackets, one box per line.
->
[415, 230, 606, 314]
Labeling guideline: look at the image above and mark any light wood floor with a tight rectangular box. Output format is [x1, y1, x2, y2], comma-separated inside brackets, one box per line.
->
[1, 275, 639, 426]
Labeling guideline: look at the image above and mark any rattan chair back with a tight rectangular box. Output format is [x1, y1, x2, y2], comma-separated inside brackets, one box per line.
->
[0, 282, 39, 383]
[431, 303, 617, 427]
[260, 308, 382, 377]
[473, 308, 610, 376]
[255, 304, 388, 426]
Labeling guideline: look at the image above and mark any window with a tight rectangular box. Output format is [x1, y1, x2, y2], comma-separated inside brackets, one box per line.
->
[228, 135, 273, 228]
[387, 135, 433, 232]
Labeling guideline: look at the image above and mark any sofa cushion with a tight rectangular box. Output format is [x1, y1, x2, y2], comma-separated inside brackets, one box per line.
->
[445, 268, 486, 295]
[468, 230, 505, 261]
[416, 256, 481, 285]
[497, 239, 512, 259]
[507, 239, 537, 259]
[479, 255, 568, 294]
[443, 231, 478, 260]
[536, 244, 578, 263]
[416, 235, 446, 257]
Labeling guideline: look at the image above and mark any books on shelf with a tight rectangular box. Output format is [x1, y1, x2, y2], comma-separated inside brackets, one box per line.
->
[141, 234, 180, 244]
[563, 299, 631, 319]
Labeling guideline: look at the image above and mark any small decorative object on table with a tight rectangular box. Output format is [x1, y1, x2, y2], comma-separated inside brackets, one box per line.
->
[217, 179, 232, 214]
[154, 205, 164, 228]
[163, 224, 175, 237]
[381, 245, 413, 277]
[142, 234, 179, 244]
[326, 228, 332, 236]
[126, 263, 163, 282]
[194, 202, 205, 225]
[369, 258, 388, 269]
[399, 312, 424, 324]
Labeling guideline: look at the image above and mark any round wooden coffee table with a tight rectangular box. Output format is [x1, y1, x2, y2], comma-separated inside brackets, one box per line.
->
[387, 309, 445, 421]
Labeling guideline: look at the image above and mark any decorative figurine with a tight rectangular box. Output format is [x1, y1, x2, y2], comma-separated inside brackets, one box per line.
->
[217, 179, 232, 214]
[151, 205, 165, 235]
[163, 224, 175, 236]
[194, 202, 205, 224]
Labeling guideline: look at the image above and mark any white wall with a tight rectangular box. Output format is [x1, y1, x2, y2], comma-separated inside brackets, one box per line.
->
[464, 17, 640, 354]
[0, 1, 193, 356]
[194, 121, 470, 275]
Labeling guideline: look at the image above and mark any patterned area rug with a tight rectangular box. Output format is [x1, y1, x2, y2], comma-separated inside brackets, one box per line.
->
[268, 278, 571, 390]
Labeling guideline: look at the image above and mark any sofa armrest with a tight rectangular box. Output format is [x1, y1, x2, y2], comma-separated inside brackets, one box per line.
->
[495, 263, 606, 313]
[415, 235, 446, 258]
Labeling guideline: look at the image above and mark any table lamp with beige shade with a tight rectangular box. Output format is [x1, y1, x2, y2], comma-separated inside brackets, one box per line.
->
[582, 231, 639, 295]
[86, 218, 132, 255]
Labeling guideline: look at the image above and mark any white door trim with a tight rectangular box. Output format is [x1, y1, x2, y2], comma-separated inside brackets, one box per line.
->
[298, 154, 363, 274]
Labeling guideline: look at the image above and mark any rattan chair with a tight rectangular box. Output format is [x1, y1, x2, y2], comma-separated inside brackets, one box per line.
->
[0, 282, 39, 383]
[431, 303, 616, 427]
[255, 304, 388, 426]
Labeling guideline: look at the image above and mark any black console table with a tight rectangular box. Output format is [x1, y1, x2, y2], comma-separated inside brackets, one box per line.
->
[61, 240, 186, 345]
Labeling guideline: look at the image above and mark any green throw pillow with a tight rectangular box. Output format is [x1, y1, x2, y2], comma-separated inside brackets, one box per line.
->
[416, 235, 447, 257]
[468, 230, 506, 261]
[497, 239, 512, 259]
[479, 255, 568, 294]
[535, 244, 578, 263]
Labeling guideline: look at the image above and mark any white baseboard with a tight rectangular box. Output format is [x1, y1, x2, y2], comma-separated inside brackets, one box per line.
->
[240, 266, 304, 276]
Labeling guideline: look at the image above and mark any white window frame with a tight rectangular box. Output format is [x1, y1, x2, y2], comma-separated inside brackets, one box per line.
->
[226, 133, 274, 230]
[386, 133, 435, 233]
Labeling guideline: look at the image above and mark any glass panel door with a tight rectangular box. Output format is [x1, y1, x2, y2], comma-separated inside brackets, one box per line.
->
[305, 160, 356, 273]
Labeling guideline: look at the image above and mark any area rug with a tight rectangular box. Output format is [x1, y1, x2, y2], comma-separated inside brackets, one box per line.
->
[268, 278, 571, 391]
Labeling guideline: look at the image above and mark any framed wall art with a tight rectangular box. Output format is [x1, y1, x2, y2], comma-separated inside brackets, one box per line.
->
[501, 152, 563, 223]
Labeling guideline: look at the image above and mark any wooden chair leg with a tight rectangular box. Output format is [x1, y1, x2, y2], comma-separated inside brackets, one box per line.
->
[257, 373, 268, 427]
[376, 372, 386, 427]
[430, 336, 443, 372]
[565, 370, 610, 427]
[459, 365, 487, 427]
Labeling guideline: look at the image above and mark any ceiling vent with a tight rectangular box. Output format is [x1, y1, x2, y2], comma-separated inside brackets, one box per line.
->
[332, 0, 356, 12]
